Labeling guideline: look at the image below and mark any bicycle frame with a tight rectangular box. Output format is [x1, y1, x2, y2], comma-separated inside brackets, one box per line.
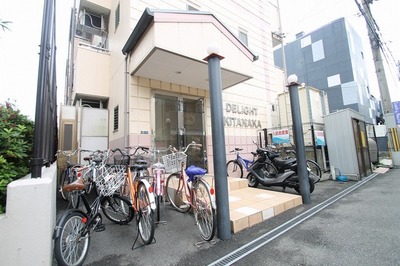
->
[53, 187, 103, 240]
[152, 165, 165, 196]
[125, 165, 156, 213]
[178, 158, 216, 210]
[236, 154, 254, 171]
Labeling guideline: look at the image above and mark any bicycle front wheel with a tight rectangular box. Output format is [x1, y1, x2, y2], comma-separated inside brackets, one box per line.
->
[193, 179, 216, 241]
[54, 211, 90, 266]
[166, 173, 190, 213]
[101, 194, 134, 225]
[307, 159, 322, 184]
[155, 195, 162, 222]
[226, 160, 243, 178]
[137, 182, 155, 245]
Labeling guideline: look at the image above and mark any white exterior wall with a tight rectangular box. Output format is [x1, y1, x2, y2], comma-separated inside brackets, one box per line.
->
[100, 0, 279, 169]
[0, 165, 57, 266]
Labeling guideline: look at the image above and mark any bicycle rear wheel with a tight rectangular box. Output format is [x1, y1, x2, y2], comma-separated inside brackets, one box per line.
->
[137, 182, 155, 245]
[165, 173, 190, 213]
[306, 159, 322, 184]
[54, 211, 90, 266]
[101, 194, 134, 225]
[226, 160, 243, 178]
[193, 179, 216, 241]
[59, 170, 71, 200]
[69, 191, 80, 209]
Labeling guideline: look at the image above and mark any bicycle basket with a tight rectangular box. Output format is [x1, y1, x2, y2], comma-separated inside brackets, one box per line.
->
[162, 152, 187, 173]
[113, 154, 130, 165]
[95, 165, 126, 196]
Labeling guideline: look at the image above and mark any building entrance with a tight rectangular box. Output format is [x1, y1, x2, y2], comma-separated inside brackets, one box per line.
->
[153, 94, 206, 169]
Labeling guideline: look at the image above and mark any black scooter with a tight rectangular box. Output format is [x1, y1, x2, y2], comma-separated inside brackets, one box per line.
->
[263, 145, 322, 184]
[247, 147, 315, 194]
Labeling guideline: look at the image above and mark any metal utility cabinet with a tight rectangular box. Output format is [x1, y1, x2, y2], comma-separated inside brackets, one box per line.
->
[324, 109, 372, 180]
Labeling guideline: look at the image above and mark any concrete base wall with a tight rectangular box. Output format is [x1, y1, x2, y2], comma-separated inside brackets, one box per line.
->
[0, 164, 57, 266]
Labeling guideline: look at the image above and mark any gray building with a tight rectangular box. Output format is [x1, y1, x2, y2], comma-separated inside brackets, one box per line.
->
[274, 17, 382, 124]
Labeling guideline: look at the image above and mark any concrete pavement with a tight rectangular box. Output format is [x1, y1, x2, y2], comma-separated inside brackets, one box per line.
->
[54, 166, 399, 265]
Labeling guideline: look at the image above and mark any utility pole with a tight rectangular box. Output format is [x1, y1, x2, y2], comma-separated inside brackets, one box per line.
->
[361, 0, 391, 113]
[360, 0, 400, 166]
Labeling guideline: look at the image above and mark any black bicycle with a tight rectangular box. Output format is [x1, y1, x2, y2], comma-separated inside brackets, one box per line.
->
[53, 163, 134, 266]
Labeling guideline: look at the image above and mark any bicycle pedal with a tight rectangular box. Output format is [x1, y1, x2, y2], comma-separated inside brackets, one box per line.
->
[94, 224, 106, 232]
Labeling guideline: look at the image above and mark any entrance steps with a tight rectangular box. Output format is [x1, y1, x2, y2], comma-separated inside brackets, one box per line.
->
[204, 176, 303, 233]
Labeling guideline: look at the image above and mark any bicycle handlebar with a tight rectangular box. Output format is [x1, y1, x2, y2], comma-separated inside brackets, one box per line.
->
[169, 141, 202, 154]
[56, 148, 81, 158]
[125, 146, 150, 155]
[229, 148, 243, 153]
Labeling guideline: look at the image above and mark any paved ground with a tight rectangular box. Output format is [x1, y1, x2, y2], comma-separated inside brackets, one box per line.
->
[54, 166, 399, 265]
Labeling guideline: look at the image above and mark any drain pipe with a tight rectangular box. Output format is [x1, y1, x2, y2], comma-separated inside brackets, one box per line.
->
[124, 55, 129, 149]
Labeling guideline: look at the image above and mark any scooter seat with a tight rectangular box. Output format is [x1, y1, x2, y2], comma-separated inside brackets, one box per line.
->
[274, 157, 296, 167]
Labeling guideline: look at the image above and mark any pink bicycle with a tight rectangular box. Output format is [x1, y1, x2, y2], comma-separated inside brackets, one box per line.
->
[164, 142, 216, 242]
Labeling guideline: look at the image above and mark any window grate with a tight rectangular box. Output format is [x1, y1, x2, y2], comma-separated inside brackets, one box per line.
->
[114, 106, 119, 131]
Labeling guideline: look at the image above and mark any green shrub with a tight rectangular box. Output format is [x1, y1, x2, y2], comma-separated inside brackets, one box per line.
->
[0, 101, 34, 213]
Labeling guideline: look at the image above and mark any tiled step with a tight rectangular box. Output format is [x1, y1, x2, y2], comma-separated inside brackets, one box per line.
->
[203, 175, 303, 233]
[228, 187, 302, 233]
[203, 175, 248, 191]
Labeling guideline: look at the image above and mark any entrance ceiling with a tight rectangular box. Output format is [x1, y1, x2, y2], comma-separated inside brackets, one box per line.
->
[133, 48, 251, 90]
[122, 8, 258, 91]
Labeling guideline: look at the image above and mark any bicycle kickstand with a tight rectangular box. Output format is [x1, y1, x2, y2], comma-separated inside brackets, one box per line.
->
[131, 217, 156, 250]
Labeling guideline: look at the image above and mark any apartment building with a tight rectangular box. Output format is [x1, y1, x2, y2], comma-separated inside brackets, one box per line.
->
[61, 0, 283, 173]
[274, 17, 382, 125]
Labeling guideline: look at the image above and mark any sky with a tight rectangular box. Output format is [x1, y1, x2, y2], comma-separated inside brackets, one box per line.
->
[0, 0, 399, 120]
[0, 0, 73, 120]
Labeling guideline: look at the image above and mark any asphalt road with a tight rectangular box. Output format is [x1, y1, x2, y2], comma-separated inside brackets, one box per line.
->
[54, 167, 399, 266]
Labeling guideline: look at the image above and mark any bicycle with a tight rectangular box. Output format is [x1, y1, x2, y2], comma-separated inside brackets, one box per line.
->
[113, 147, 157, 249]
[165, 142, 216, 242]
[80, 149, 112, 195]
[57, 149, 83, 208]
[53, 163, 134, 266]
[62, 149, 112, 208]
[226, 148, 257, 178]
[150, 147, 171, 224]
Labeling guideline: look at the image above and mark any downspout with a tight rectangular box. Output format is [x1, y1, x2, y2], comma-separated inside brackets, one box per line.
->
[124, 54, 129, 149]
[68, 0, 77, 105]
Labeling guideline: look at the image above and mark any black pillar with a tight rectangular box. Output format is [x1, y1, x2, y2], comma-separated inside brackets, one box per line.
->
[287, 75, 311, 204]
[204, 51, 231, 240]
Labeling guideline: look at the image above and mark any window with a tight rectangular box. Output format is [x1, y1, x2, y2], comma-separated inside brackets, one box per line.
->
[63, 124, 73, 150]
[187, 1, 199, 11]
[85, 12, 102, 28]
[115, 3, 120, 30]
[187, 5, 199, 11]
[238, 29, 248, 46]
[114, 106, 119, 131]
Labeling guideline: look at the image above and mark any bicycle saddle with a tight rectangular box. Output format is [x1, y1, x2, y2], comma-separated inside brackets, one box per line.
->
[62, 177, 85, 192]
[186, 165, 207, 182]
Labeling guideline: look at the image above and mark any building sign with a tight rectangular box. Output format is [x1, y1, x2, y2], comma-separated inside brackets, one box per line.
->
[315, 130, 325, 146]
[224, 103, 262, 128]
[272, 129, 290, 144]
[393, 101, 400, 127]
